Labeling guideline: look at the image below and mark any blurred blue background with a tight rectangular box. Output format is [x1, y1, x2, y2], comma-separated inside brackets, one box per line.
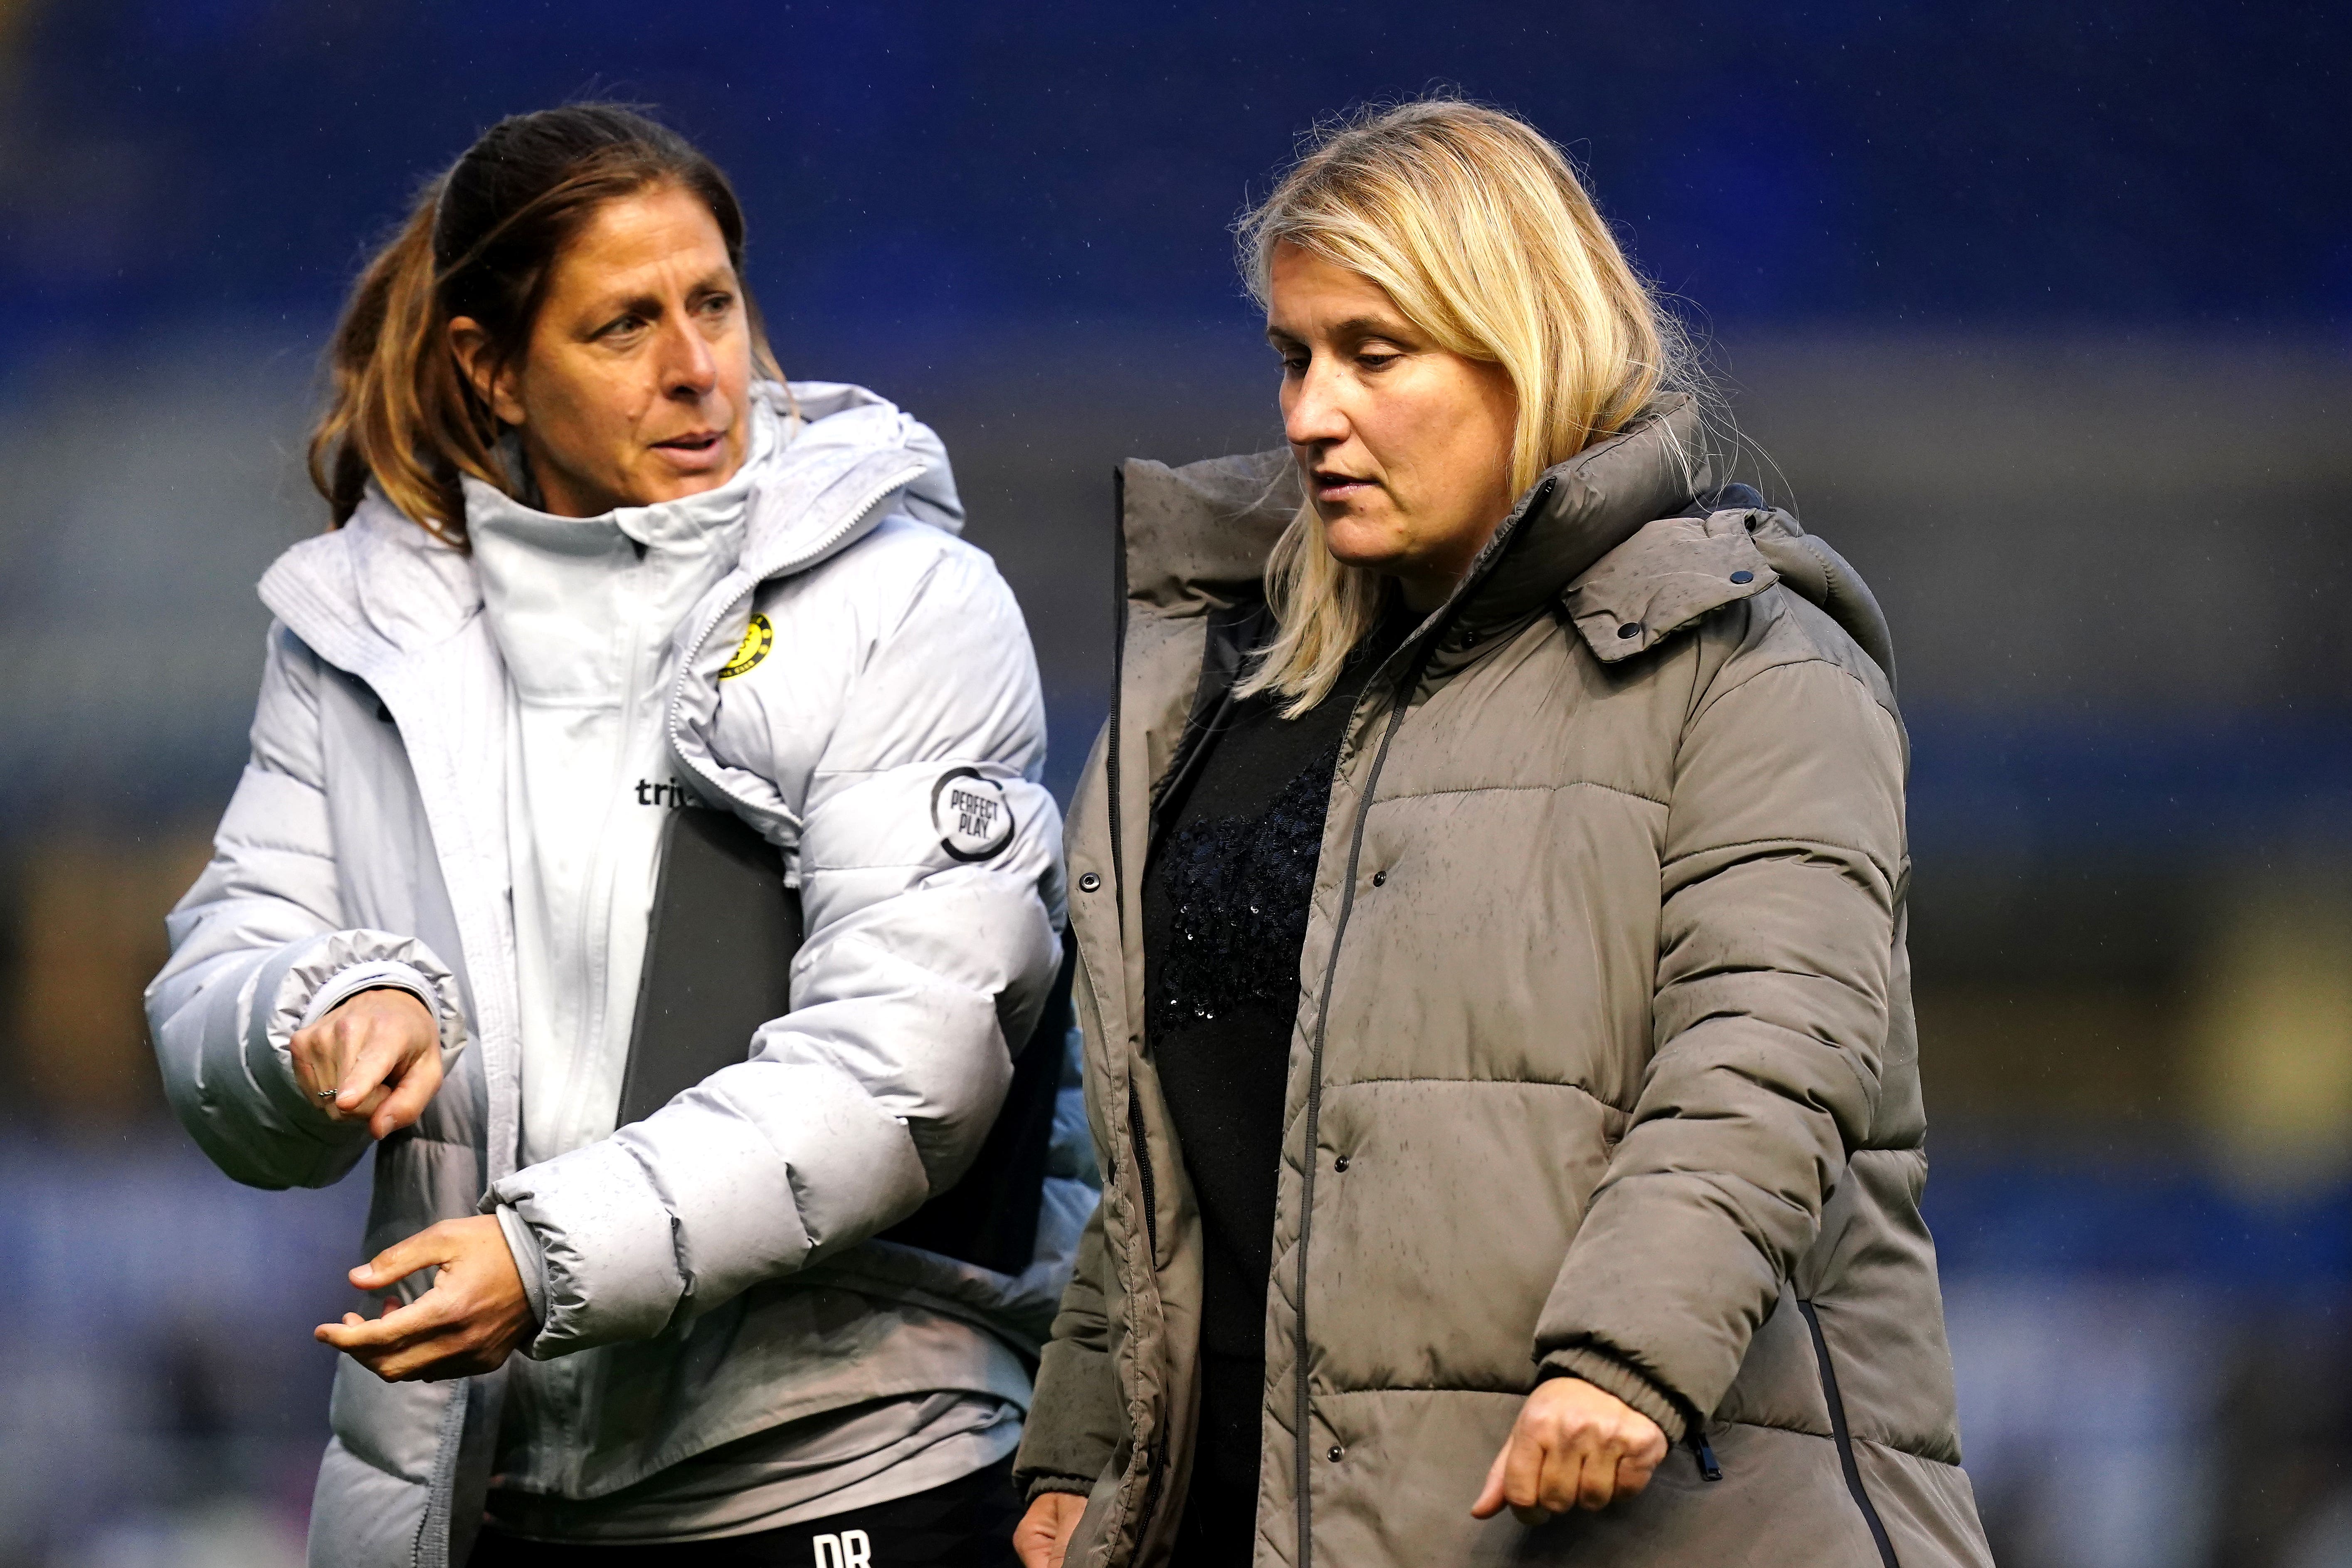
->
[1, 4, 2346, 1564]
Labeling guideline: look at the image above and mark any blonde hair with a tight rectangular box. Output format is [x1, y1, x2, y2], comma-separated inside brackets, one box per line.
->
[1235, 98, 1690, 714]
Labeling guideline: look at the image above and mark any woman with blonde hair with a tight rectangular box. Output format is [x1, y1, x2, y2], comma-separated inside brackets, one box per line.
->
[148, 104, 1088, 1566]
[1012, 99, 1991, 1566]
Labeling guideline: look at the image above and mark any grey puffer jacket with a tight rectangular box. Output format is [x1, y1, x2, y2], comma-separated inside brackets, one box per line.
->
[1013, 398, 1992, 1566]
[149, 383, 1091, 1568]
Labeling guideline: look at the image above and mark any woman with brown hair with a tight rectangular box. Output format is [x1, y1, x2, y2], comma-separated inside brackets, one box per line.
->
[1012, 99, 1992, 1566]
[148, 104, 1087, 1566]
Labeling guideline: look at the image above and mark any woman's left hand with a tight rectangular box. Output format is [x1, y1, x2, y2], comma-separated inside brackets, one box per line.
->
[1471, 1375, 1668, 1523]
[314, 1215, 533, 1381]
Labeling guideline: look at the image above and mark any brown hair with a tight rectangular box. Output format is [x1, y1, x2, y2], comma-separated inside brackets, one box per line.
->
[308, 103, 777, 543]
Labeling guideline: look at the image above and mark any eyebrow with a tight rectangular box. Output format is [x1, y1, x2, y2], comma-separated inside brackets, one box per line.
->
[1264, 313, 1412, 348]
[601, 291, 665, 321]
[588, 268, 737, 320]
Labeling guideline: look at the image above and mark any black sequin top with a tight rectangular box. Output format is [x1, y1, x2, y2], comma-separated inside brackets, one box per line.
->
[1149, 738, 1339, 1041]
[1140, 615, 1404, 1556]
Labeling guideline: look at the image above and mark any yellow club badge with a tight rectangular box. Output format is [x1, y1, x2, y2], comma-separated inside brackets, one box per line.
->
[720, 612, 773, 680]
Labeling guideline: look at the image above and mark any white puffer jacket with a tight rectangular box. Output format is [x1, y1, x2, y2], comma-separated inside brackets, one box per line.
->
[146, 383, 1086, 1568]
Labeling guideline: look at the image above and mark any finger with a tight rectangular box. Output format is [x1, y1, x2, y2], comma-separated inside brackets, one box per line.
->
[325, 1085, 392, 1127]
[316, 1277, 470, 1358]
[348, 1290, 506, 1384]
[350, 1225, 456, 1290]
[355, 1332, 486, 1383]
[1518, 1435, 1571, 1516]
[1614, 1449, 1659, 1500]
[316, 1289, 443, 1350]
[289, 1025, 323, 1098]
[334, 1021, 414, 1111]
[1490, 1426, 1556, 1525]
[1502, 1426, 1550, 1514]
[1575, 1443, 1618, 1511]
[1631, 1421, 1669, 1469]
[1470, 1437, 1514, 1519]
[319, 1313, 406, 1351]
[291, 1021, 353, 1103]
[368, 1043, 443, 1139]
[328, 1322, 473, 1381]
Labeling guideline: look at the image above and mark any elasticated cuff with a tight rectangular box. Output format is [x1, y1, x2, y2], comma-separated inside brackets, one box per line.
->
[492, 1203, 550, 1329]
[1537, 1346, 1693, 1445]
[263, 932, 470, 1085]
[489, 1133, 702, 1358]
[296, 959, 437, 1032]
[1022, 1473, 1097, 1504]
[1015, 1335, 1125, 1492]
[249, 930, 470, 1141]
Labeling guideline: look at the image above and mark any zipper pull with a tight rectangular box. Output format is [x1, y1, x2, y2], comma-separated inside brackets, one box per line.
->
[1692, 1433, 1723, 1482]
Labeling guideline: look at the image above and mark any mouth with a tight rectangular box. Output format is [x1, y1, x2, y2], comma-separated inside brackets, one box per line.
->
[650, 429, 727, 465]
[1310, 468, 1377, 503]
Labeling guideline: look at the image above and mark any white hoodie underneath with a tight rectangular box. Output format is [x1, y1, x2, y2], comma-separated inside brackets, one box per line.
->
[466, 402, 1020, 1541]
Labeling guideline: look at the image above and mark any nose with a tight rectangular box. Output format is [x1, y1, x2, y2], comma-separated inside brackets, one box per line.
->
[1283, 352, 1350, 451]
[657, 315, 719, 402]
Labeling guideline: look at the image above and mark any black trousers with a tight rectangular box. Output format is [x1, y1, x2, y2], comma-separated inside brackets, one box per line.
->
[467, 1455, 1020, 1566]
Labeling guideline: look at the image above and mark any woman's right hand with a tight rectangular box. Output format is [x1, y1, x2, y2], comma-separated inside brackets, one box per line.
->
[291, 988, 443, 1140]
[1014, 1492, 1088, 1568]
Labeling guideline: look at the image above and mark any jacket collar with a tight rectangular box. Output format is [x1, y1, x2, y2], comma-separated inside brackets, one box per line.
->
[1118, 446, 1300, 616]
[1115, 395, 1714, 665]
[1412, 395, 1711, 679]
[1116, 395, 1896, 693]
[259, 379, 959, 679]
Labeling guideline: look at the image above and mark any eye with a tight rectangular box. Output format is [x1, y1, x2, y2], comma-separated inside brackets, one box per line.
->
[1355, 349, 1402, 372]
[696, 291, 735, 319]
[596, 313, 648, 342]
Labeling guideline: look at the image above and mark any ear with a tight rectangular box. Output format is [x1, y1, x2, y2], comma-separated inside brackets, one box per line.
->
[447, 317, 528, 427]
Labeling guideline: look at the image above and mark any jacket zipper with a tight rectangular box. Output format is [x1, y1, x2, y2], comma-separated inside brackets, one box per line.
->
[1279, 481, 1556, 1563]
[1126, 1081, 1159, 1259]
[1797, 1299, 1900, 1568]
[1134, 1437, 1168, 1556]
[1290, 661, 1424, 1568]
[664, 461, 925, 811]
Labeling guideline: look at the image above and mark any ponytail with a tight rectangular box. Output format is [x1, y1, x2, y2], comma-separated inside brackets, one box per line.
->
[308, 180, 487, 540]
[307, 104, 771, 545]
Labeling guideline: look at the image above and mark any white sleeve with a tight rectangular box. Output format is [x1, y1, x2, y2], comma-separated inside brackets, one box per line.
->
[493, 541, 1065, 1356]
[145, 626, 470, 1190]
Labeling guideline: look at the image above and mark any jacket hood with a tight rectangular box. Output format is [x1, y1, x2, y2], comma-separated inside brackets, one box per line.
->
[1562, 479, 1897, 688]
[738, 380, 964, 580]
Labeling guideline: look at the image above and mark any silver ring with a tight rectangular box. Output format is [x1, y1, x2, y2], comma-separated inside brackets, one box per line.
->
[317, 1088, 341, 1100]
